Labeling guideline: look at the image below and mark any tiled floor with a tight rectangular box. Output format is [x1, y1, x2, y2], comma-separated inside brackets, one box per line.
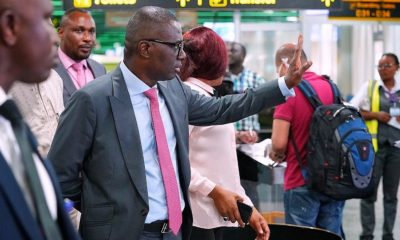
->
[258, 182, 400, 239]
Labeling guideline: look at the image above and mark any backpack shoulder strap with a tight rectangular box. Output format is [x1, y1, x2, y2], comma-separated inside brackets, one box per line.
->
[298, 80, 322, 109]
[327, 80, 343, 104]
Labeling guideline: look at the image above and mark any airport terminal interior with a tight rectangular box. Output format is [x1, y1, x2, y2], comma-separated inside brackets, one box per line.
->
[51, 0, 400, 239]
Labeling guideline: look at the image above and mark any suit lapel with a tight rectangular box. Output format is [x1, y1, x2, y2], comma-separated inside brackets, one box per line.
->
[157, 82, 185, 142]
[0, 152, 42, 239]
[28, 131, 64, 217]
[157, 81, 190, 191]
[109, 68, 148, 204]
[54, 63, 76, 97]
[27, 128, 77, 239]
[87, 59, 105, 78]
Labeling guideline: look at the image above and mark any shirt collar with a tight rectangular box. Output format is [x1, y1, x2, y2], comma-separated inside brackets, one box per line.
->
[230, 67, 247, 78]
[185, 77, 215, 95]
[377, 76, 400, 92]
[120, 61, 153, 95]
[58, 48, 88, 70]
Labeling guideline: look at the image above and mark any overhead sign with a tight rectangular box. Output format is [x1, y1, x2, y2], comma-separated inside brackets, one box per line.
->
[329, 0, 400, 21]
[63, 0, 342, 10]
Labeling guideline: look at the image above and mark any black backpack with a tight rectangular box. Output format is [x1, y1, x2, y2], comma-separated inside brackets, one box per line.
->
[291, 79, 375, 200]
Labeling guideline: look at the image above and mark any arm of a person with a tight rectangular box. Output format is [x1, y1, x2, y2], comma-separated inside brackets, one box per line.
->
[270, 119, 291, 162]
[360, 109, 391, 123]
[189, 167, 245, 225]
[236, 130, 258, 144]
[350, 82, 391, 123]
[207, 185, 244, 226]
[349, 81, 369, 109]
[48, 91, 96, 204]
[249, 208, 270, 240]
[189, 166, 216, 197]
[185, 36, 309, 126]
[185, 79, 286, 126]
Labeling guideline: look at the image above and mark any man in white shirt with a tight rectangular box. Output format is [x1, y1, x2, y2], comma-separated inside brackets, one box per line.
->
[9, 70, 64, 157]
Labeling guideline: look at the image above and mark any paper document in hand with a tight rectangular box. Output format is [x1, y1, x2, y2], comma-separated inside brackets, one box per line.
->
[237, 139, 270, 158]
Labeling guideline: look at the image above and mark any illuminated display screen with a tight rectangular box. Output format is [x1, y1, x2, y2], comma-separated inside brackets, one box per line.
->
[329, 0, 400, 21]
[63, 0, 342, 10]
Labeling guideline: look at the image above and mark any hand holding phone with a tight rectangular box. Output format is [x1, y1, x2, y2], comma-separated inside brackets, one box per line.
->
[237, 201, 253, 224]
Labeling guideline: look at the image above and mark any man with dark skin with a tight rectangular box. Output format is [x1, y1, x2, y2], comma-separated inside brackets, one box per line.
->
[0, 0, 79, 239]
[226, 41, 267, 209]
[55, 8, 106, 104]
[49, 6, 311, 240]
[58, 8, 96, 60]
[226, 41, 265, 143]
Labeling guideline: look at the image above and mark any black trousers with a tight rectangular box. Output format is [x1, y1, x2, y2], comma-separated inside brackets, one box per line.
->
[190, 227, 225, 240]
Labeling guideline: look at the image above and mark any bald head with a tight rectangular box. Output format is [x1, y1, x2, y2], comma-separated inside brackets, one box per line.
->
[122, 6, 185, 86]
[124, 6, 178, 59]
[275, 43, 307, 66]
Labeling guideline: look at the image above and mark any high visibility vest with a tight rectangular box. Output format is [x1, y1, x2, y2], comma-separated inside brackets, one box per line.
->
[366, 80, 379, 151]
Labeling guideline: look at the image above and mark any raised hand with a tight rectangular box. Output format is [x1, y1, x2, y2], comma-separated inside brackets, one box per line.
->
[284, 34, 313, 89]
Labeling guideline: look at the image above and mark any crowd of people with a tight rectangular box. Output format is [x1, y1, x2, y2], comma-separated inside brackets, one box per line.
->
[0, 1, 399, 240]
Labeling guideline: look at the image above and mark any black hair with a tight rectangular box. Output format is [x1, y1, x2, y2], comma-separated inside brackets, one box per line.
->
[382, 53, 399, 65]
[59, 8, 91, 28]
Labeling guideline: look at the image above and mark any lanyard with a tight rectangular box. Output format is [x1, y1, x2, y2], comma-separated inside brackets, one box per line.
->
[384, 89, 399, 104]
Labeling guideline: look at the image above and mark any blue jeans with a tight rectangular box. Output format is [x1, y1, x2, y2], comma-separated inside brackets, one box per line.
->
[284, 186, 345, 238]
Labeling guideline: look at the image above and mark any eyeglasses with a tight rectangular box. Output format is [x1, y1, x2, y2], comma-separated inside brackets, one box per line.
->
[144, 39, 184, 57]
[377, 63, 396, 70]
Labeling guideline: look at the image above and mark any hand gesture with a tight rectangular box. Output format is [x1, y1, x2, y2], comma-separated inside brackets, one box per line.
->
[284, 34, 313, 89]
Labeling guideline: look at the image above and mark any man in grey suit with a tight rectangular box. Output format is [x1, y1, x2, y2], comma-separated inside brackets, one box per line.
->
[54, 8, 106, 105]
[48, 6, 311, 240]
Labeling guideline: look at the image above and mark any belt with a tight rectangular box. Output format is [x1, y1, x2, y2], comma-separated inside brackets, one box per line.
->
[143, 220, 170, 233]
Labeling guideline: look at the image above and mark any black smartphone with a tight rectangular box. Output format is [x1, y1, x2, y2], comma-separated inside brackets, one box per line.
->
[237, 201, 253, 224]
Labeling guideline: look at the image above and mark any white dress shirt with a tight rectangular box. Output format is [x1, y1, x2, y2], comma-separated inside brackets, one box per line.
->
[350, 77, 400, 111]
[0, 87, 57, 220]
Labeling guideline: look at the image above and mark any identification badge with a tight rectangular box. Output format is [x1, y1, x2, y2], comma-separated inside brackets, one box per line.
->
[390, 106, 400, 117]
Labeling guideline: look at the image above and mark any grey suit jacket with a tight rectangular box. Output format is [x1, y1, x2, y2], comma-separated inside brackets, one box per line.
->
[48, 66, 285, 240]
[53, 58, 106, 106]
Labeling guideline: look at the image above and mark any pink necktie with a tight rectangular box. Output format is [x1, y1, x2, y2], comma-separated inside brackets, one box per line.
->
[71, 62, 86, 89]
[144, 88, 182, 235]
